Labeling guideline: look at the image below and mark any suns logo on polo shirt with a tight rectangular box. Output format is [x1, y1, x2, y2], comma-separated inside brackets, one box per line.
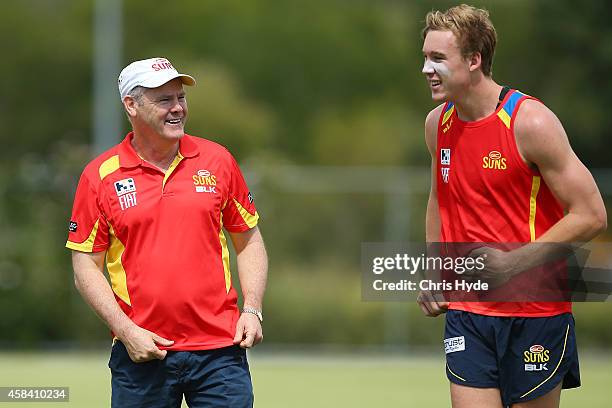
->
[193, 169, 217, 193]
[114, 178, 138, 210]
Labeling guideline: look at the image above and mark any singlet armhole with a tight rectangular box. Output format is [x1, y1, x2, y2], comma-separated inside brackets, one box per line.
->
[508, 96, 541, 177]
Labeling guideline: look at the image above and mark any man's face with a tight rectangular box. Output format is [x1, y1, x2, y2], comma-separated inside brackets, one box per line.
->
[132, 78, 188, 141]
[422, 30, 471, 102]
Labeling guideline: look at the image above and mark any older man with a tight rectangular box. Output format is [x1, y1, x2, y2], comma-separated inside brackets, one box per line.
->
[67, 57, 267, 407]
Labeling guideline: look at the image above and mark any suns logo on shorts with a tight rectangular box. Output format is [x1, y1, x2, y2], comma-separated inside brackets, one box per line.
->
[482, 150, 507, 170]
[193, 169, 217, 193]
[524, 344, 550, 372]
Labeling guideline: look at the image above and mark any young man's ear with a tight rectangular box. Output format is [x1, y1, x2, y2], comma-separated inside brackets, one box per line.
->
[468, 52, 482, 73]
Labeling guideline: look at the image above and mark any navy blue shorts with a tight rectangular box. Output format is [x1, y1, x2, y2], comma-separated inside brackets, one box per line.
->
[109, 341, 253, 408]
[444, 310, 580, 407]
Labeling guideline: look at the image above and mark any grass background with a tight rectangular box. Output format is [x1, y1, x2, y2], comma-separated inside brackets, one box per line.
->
[0, 350, 610, 407]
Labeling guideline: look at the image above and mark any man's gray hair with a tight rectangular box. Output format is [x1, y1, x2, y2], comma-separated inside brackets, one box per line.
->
[127, 86, 145, 104]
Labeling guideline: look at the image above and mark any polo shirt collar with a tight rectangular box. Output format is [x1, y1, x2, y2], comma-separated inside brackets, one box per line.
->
[118, 132, 199, 168]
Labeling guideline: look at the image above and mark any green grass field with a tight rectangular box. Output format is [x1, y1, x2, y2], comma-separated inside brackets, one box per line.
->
[0, 351, 610, 407]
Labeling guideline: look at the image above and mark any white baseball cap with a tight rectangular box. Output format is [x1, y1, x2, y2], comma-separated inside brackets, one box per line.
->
[117, 57, 196, 99]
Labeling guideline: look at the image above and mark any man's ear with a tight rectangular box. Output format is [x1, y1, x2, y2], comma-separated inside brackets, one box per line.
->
[123, 96, 138, 118]
[468, 52, 482, 73]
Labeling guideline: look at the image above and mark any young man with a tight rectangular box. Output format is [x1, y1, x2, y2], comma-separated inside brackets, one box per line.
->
[66, 57, 268, 407]
[417, 5, 607, 408]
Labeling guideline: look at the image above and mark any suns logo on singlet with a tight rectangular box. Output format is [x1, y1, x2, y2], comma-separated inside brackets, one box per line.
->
[482, 150, 507, 170]
[193, 169, 217, 193]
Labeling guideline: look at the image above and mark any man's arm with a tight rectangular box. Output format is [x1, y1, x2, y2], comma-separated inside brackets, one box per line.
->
[229, 226, 268, 349]
[418, 105, 449, 317]
[516, 99, 607, 242]
[72, 250, 173, 361]
[471, 100, 607, 277]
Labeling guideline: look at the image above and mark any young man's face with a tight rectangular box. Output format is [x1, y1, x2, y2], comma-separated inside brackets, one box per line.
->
[132, 78, 188, 141]
[422, 30, 471, 102]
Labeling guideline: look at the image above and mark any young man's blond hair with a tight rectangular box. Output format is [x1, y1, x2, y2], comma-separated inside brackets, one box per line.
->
[422, 4, 497, 76]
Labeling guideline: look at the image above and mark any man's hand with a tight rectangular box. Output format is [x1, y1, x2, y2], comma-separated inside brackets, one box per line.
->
[233, 312, 263, 349]
[466, 246, 515, 288]
[417, 290, 449, 317]
[118, 324, 174, 363]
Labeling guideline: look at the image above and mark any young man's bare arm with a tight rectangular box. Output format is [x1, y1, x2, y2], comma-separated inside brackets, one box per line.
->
[471, 100, 607, 276]
[516, 99, 607, 242]
[418, 104, 449, 317]
[425, 105, 444, 244]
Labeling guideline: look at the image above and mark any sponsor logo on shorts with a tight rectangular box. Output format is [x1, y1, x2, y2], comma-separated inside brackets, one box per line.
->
[193, 169, 217, 193]
[444, 336, 465, 354]
[524, 344, 550, 371]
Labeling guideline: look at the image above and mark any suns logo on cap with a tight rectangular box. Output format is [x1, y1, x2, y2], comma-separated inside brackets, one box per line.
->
[151, 58, 174, 72]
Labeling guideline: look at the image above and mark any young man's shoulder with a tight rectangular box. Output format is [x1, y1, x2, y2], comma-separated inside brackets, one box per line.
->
[425, 103, 446, 150]
[425, 103, 446, 125]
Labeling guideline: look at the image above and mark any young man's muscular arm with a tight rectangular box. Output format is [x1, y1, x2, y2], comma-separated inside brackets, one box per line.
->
[418, 104, 450, 317]
[516, 100, 607, 242]
[473, 100, 607, 276]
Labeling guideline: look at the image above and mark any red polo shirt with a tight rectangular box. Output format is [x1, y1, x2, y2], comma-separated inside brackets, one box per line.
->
[66, 133, 259, 350]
